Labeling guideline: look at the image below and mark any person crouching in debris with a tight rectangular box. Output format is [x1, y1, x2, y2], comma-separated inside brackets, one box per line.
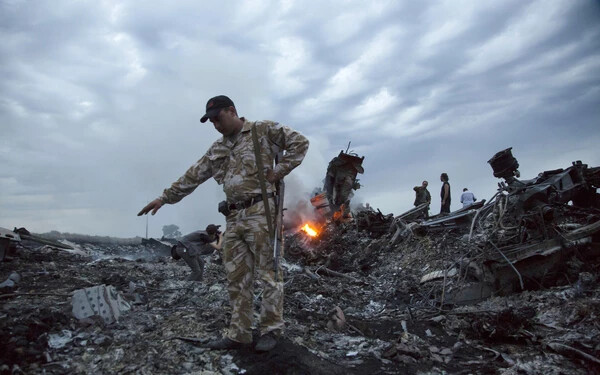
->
[137, 95, 309, 352]
[171, 224, 223, 281]
[413, 180, 431, 218]
[460, 188, 477, 208]
[440, 173, 451, 214]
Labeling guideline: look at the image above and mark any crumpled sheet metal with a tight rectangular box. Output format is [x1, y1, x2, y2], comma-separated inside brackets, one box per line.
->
[0, 271, 21, 289]
[48, 330, 73, 349]
[420, 268, 457, 284]
[0, 227, 21, 261]
[72, 284, 131, 324]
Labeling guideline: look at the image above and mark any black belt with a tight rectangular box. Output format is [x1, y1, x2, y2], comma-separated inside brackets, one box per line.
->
[228, 192, 275, 211]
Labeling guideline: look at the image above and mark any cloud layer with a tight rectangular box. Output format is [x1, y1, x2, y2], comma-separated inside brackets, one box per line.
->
[1, 0, 599, 237]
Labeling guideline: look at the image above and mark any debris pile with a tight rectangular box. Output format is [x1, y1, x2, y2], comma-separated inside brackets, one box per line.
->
[379, 148, 600, 305]
[310, 144, 365, 221]
[355, 209, 394, 238]
[1, 149, 599, 374]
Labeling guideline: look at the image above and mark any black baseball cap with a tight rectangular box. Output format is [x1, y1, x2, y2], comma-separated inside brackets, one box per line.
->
[200, 95, 235, 123]
[206, 224, 221, 235]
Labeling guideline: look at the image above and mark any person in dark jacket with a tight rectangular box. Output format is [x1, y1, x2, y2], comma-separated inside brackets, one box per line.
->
[172, 224, 223, 281]
[440, 173, 451, 214]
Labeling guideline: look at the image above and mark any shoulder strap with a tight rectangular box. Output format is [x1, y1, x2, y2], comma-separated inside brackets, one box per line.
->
[251, 124, 274, 238]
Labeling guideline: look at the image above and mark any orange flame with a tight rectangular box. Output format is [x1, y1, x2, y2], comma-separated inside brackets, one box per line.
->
[301, 223, 318, 237]
[332, 210, 343, 221]
[332, 204, 346, 221]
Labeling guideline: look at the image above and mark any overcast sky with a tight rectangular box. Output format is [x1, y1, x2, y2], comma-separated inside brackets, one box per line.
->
[1, 0, 599, 238]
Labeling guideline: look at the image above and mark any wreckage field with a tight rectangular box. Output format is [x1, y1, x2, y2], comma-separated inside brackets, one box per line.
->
[1, 221, 599, 374]
[1, 150, 600, 374]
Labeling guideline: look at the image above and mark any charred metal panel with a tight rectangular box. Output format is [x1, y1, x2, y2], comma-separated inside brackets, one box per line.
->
[323, 150, 365, 213]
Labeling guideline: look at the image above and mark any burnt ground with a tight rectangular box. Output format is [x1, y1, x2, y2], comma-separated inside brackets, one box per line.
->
[1, 225, 600, 375]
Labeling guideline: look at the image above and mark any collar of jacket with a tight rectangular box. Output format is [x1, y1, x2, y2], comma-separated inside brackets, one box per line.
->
[241, 118, 253, 132]
[217, 118, 252, 145]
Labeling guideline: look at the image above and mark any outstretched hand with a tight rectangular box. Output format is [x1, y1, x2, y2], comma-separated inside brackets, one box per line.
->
[137, 198, 164, 216]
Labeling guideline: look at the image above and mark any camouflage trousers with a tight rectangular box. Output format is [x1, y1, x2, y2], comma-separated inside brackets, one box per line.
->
[222, 199, 284, 343]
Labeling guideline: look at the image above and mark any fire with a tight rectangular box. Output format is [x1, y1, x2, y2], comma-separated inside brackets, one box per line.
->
[332, 210, 343, 221]
[301, 223, 318, 237]
[332, 204, 352, 222]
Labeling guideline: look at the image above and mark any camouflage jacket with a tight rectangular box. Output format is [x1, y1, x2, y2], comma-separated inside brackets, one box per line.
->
[413, 186, 431, 206]
[159, 119, 309, 204]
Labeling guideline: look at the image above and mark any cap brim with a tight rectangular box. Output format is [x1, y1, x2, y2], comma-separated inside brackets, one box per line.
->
[200, 108, 222, 123]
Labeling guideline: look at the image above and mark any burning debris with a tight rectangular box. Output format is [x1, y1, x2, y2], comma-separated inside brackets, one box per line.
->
[323, 145, 364, 213]
[300, 223, 319, 237]
[1, 148, 600, 374]
[310, 144, 365, 222]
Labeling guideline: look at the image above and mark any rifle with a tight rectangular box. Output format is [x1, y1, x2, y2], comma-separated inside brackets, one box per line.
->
[273, 151, 285, 279]
[250, 125, 284, 278]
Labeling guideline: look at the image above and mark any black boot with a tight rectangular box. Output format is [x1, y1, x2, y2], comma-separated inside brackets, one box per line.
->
[255, 332, 279, 352]
[204, 337, 245, 350]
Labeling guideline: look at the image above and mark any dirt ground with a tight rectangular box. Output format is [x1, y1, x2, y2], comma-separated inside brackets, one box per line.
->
[1, 224, 600, 374]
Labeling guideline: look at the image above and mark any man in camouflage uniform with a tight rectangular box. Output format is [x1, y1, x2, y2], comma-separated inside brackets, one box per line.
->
[138, 95, 309, 352]
[413, 180, 431, 219]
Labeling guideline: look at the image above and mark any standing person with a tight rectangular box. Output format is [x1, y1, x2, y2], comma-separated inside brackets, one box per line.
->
[171, 224, 223, 281]
[460, 188, 476, 208]
[137, 95, 309, 352]
[440, 173, 451, 214]
[413, 180, 431, 218]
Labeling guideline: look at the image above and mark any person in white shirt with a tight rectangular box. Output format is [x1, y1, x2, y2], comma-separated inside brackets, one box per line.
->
[460, 188, 476, 208]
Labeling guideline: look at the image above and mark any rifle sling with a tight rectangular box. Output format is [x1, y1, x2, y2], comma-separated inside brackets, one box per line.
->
[251, 125, 274, 238]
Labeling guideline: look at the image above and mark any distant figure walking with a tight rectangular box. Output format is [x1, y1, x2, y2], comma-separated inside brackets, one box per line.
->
[413, 180, 431, 218]
[460, 188, 477, 208]
[440, 173, 451, 214]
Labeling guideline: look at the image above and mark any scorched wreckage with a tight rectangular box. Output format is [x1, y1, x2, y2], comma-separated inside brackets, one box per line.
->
[1, 148, 600, 374]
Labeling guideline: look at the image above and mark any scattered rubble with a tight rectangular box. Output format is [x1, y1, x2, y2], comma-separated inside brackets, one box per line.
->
[1, 149, 599, 374]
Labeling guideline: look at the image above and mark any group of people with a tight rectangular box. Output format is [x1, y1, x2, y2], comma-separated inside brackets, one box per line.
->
[138, 95, 309, 352]
[413, 173, 477, 216]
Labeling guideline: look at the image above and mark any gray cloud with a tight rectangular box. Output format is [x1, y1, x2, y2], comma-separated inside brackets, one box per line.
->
[1, 0, 599, 237]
